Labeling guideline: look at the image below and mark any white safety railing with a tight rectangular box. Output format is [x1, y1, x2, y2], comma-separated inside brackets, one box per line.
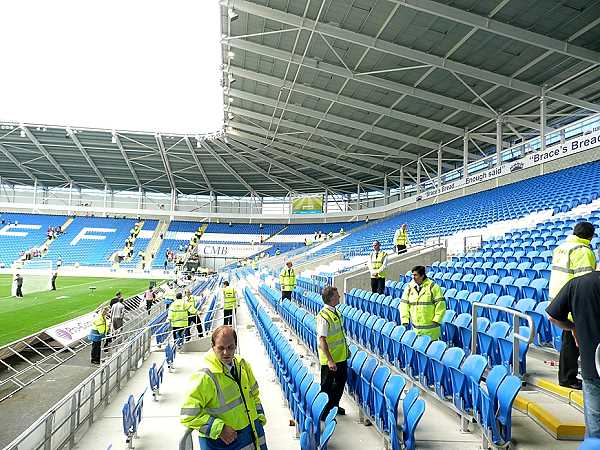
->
[471, 302, 535, 376]
[3, 300, 230, 450]
[595, 343, 600, 378]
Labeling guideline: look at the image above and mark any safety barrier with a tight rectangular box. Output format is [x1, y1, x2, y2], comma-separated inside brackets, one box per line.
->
[4, 327, 152, 450]
[471, 302, 535, 377]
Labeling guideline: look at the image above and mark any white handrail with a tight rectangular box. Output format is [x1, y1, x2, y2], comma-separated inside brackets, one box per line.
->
[471, 301, 535, 376]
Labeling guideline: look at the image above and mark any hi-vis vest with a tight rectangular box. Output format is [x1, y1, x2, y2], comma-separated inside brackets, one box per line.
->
[549, 235, 596, 299]
[89, 314, 108, 342]
[317, 307, 348, 365]
[181, 351, 266, 449]
[280, 268, 296, 292]
[395, 229, 408, 245]
[168, 298, 189, 328]
[400, 278, 446, 339]
[370, 251, 388, 279]
[223, 287, 237, 310]
[186, 296, 198, 315]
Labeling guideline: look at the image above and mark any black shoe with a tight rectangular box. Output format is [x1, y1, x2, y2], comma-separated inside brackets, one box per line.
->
[560, 380, 582, 390]
[91, 360, 100, 365]
[337, 407, 346, 416]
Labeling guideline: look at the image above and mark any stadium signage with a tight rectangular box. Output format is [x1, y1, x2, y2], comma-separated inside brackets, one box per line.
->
[424, 129, 600, 199]
[70, 227, 116, 245]
[196, 244, 270, 258]
[0, 223, 42, 237]
[45, 312, 96, 347]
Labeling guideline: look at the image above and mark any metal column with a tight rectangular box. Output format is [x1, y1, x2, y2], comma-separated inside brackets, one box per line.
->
[540, 88, 547, 152]
[399, 167, 404, 200]
[68, 181, 73, 214]
[170, 189, 176, 212]
[324, 190, 328, 213]
[416, 159, 422, 195]
[496, 117, 503, 166]
[33, 179, 38, 207]
[356, 183, 360, 211]
[437, 145, 443, 190]
[463, 132, 469, 177]
[383, 175, 388, 205]
[103, 184, 108, 209]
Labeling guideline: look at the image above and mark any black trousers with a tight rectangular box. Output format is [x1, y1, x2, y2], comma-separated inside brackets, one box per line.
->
[187, 315, 204, 337]
[51, 280, 56, 290]
[396, 245, 407, 254]
[172, 326, 185, 345]
[320, 360, 348, 419]
[281, 291, 292, 301]
[16, 286, 23, 297]
[371, 278, 385, 295]
[559, 330, 580, 385]
[224, 309, 233, 326]
[91, 340, 101, 363]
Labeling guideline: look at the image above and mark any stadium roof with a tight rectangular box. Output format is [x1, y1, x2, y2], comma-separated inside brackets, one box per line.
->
[0, 0, 599, 197]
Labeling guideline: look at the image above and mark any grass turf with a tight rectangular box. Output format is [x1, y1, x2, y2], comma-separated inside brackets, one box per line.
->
[0, 275, 164, 347]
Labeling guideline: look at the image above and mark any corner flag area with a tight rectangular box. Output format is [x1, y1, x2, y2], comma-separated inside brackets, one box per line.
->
[0, 275, 163, 347]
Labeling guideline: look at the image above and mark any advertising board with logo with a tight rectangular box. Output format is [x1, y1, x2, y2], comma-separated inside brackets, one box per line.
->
[424, 129, 600, 199]
[45, 312, 96, 347]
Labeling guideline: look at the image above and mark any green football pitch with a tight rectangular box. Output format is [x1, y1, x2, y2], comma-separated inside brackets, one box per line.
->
[0, 275, 164, 347]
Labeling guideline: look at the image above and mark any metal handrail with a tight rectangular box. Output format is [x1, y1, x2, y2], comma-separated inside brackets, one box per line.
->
[471, 302, 535, 376]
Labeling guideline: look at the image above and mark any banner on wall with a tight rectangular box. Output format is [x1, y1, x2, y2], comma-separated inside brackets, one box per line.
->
[424, 129, 600, 199]
[292, 195, 323, 214]
[45, 312, 96, 347]
[196, 244, 269, 258]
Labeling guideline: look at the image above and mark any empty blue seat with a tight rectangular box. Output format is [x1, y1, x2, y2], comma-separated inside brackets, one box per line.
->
[448, 354, 488, 412]
[477, 321, 510, 366]
[498, 326, 531, 374]
[491, 375, 522, 445]
[416, 340, 447, 387]
[384, 375, 406, 438]
[405, 335, 432, 378]
[371, 366, 391, 431]
[432, 347, 465, 399]
[404, 398, 426, 450]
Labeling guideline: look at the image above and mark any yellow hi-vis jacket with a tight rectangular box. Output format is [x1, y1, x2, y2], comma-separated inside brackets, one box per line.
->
[369, 251, 388, 279]
[317, 307, 348, 365]
[549, 235, 597, 300]
[168, 298, 190, 328]
[279, 268, 296, 292]
[394, 229, 408, 245]
[400, 278, 446, 339]
[186, 296, 198, 316]
[223, 287, 237, 310]
[180, 351, 266, 446]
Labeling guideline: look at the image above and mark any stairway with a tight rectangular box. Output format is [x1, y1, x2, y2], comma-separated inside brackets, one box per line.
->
[141, 219, 170, 268]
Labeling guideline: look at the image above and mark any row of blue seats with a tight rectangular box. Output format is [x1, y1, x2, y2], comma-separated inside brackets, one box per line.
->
[244, 286, 336, 450]
[121, 389, 147, 449]
[280, 285, 522, 447]
[258, 284, 425, 450]
[432, 259, 552, 277]
[297, 276, 326, 294]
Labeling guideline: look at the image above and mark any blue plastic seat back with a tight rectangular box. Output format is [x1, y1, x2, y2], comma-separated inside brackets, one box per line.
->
[359, 357, 379, 408]
[319, 419, 337, 449]
[496, 375, 522, 444]
[579, 438, 600, 450]
[442, 346, 465, 369]
[390, 325, 407, 362]
[404, 398, 426, 450]
[371, 366, 392, 429]
[311, 392, 329, 437]
[348, 351, 368, 394]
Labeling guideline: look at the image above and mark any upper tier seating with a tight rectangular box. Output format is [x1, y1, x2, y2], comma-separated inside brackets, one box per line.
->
[42, 217, 137, 266]
[317, 160, 600, 257]
[0, 213, 66, 266]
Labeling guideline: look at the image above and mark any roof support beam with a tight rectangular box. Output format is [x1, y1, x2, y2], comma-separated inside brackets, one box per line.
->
[229, 130, 383, 191]
[0, 143, 38, 184]
[184, 137, 213, 192]
[226, 138, 331, 192]
[66, 129, 110, 189]
[200, 141, 256, 196]
[229, 88, 467, 157]
[20, 125, 72, 183]
[228, 39, 543, 130]
[155, 134, 176, 192]
[228, 0, 600, 113]
[230, 121, 393, 175]
[229, 105, 423, 161]
[213, 139, 295, 194]
[386, 0, 600, 65]
[230, 120, 440, 174]
[113, 133, 142, 189]
[228, 66, 496, 145]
